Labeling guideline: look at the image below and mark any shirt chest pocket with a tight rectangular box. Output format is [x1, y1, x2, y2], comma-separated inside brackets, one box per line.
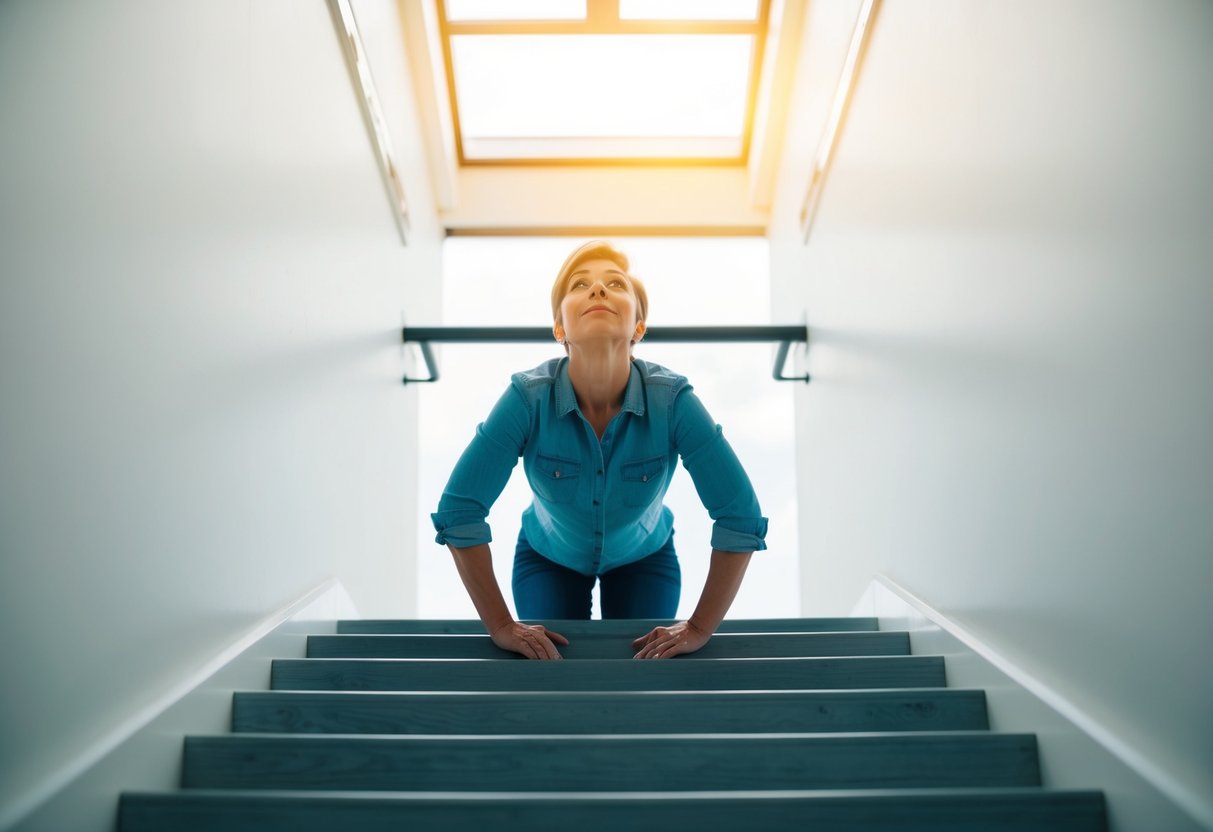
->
[620, 455, 667, 507]
[531, 454, 581, 504]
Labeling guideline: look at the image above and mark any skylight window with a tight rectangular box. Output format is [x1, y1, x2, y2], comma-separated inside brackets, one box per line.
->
[437, 0, 770, 164]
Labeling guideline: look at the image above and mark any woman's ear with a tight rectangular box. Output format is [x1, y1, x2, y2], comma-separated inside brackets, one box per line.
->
[633, 321, 646, 342]
[553, 324, 565, 344]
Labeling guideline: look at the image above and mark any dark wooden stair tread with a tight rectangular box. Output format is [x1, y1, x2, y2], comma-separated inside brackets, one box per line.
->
[231, 688, 989, 734]
[121, 787, 1108, 832]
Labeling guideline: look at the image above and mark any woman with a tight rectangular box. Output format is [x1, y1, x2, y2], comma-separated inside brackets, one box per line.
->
[432, 241, 767, 660]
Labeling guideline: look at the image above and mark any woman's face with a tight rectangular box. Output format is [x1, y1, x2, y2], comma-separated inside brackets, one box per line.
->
[556, 258, 642, 348]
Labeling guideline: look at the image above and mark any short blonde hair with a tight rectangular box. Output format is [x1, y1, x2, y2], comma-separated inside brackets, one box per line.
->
[550, 240, 648, 327]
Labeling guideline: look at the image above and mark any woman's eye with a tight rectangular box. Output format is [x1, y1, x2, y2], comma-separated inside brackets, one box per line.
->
[609, 279, 624, 288]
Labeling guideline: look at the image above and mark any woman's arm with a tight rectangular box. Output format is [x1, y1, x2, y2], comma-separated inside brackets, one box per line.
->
[434, 383, 567, 659]
[630, 384, 766, 659]
[447, 543, 567, 660]
[432, 384, 530, 553]
[631, 548, 753, 659]
[672, 386, 769, 553]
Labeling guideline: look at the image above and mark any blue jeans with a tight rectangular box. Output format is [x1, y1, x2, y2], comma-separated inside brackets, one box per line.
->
[512, 527, 680, 620]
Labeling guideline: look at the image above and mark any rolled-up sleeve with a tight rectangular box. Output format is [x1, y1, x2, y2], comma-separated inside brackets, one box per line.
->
[431, 383, 530, 548]
[672, 386, 768, 552]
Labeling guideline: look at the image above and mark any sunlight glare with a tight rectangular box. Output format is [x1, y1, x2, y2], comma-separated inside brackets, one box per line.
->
[451, 34, 752, 140]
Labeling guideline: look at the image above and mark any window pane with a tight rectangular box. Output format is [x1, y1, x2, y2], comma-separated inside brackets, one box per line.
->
[619, 0, 759, 20]
[446, 0, 585, 21]
[451, 35, 753, 144]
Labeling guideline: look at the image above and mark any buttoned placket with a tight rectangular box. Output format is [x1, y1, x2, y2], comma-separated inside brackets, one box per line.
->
[578, 411, 623, 575]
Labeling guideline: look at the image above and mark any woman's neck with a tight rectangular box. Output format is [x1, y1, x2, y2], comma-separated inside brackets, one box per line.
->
[566, 342, 631, 420]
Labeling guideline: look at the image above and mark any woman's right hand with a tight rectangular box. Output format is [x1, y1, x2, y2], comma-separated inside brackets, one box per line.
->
[489, 621, 569, 660]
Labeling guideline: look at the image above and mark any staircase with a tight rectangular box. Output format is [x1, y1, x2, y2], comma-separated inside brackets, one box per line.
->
[119, 617, 1107, 830]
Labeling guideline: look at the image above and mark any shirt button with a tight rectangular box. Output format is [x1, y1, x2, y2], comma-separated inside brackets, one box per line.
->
[553, 470, 561, 478]
[641, 474, 648, 482]
[593, 500, 600, 505]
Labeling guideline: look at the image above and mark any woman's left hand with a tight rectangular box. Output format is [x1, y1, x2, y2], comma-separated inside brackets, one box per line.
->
[631, 620, 711, 659]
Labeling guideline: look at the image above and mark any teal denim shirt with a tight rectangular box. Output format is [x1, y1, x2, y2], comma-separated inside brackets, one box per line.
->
[432, 357, 767, 577]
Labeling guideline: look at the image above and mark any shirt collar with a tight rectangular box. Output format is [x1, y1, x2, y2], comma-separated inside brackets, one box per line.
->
[556, 358, 646, 418]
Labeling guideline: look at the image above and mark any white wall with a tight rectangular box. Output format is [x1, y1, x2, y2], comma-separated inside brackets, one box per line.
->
[769, 0, 1212, 827]
[0, 0, 441, 825]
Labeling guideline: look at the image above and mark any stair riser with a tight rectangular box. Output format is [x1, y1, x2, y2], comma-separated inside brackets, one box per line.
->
[337, 617, 881, 635]
[121, 791, 1108, 832]
[270, 656, 947, 692]
[232, 690, 989, 734]
[306, 632, 910, 660]
[182, 734, 1041, 791]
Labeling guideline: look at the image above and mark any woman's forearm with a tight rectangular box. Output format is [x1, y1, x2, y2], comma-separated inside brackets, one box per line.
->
[447, 543, 514, 634]
[631, 549, 752, 659]
[687, 549, 753, 635]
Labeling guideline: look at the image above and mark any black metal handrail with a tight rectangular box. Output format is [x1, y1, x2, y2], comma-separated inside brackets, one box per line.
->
[401, 325, 810, 384]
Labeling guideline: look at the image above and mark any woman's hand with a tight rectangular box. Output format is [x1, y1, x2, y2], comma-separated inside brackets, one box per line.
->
[631, 620, 711, 659]
[490, 621, 569, 660]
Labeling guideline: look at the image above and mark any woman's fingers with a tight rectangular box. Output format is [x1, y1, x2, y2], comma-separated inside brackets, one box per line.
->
[493, 622, 564, 660]
[640, 643, 676, 659]
[524, 627, 563, 660]
[540, 627, 570, 646]
[631, 627, 669, 650]
[632, 622, 711, 659]
[537, 634, 562, 660]
[635, 636, 679, 659]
